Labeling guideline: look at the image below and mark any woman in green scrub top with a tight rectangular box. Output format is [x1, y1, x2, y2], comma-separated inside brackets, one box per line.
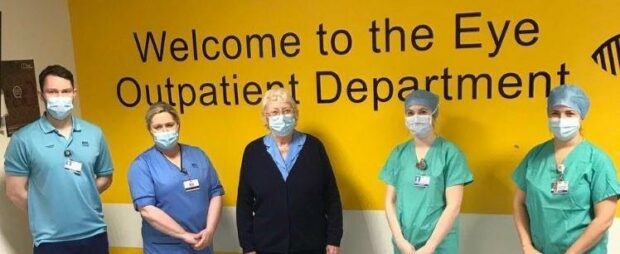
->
[380, 90, 473, 254]
[513, 84, 620, 254]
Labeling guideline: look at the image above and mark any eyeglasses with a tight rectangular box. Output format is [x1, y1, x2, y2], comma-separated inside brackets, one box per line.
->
[265, 108, 294, 117]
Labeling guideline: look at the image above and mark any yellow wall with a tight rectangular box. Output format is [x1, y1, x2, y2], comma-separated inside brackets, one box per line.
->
[68, 0, 620, 215]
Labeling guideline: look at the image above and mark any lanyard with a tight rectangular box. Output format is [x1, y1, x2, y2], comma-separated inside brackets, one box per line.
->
[556, 164, 566, 181]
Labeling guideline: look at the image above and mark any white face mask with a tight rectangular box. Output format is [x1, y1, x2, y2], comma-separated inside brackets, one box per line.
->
[549, 117, 580, 141]
[268, 114, 296, 137]
[46, 96, 74, 120]
[153, 130, 179, 150]
[405, 115, 433, 138]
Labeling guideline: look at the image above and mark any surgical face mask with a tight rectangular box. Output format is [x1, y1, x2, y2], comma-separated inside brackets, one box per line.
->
[549, 117, 580, 141]
[268, 114, 296, 137]
[46, 96, 74, 120]
[405, 115, 433, 138]
[153, 130, 179, 150]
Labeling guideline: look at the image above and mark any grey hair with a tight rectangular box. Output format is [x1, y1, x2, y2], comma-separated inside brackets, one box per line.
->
[261, 87, 298, 114]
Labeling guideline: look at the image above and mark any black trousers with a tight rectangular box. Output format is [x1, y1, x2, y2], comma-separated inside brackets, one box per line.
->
[259, 250, 323, 254]
[33, 232, 109, 254]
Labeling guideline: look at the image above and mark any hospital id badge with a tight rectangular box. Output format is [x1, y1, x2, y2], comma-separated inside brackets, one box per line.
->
[183, 179, 200, 192]
[414, 175, 430, 187]
[551, 180, 569, 195]
[64, 159, 83, 175]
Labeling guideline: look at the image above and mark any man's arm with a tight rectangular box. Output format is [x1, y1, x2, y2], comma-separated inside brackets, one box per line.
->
[5, 175, 28, 212]
[96, 174, 113, 193]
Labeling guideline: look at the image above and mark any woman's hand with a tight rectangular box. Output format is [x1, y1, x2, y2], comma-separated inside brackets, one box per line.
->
[416, 245, 435, 254]
[395, 237, 416, 254]
[178, 232, 199, 245]
[192, 229, 214, 250]
[521, 245, 541, 254]
[325, 244, 340, 254]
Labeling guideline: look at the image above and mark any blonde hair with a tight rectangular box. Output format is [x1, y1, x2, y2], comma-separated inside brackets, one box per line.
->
[261, 87, 298, 113]
[145, 102, 180, 130]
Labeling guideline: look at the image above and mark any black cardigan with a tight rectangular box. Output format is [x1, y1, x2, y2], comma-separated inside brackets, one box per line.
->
[236, 134, 343, 253]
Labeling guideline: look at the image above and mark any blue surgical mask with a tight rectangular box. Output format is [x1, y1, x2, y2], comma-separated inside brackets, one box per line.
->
[549, 117, 580, 141]
[405, 115, 433, 138]
[153, 130, 179, 150]
[268, 114, 296, 137]
[46, 96, 74, 120]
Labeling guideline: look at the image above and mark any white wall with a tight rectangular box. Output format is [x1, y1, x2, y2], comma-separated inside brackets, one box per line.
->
[105, 205, 620, 254]
[0, 0, 78, 253]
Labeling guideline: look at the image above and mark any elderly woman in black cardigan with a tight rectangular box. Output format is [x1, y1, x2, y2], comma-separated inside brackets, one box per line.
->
[236, 87, 343, 254]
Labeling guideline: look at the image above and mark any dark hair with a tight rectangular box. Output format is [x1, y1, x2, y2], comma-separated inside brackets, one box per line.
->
[38, 65, 74, 91]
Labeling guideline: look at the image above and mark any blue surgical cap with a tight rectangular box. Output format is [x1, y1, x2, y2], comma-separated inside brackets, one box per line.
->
[404, 90, 439, 116]
[547, 84, 590, 119]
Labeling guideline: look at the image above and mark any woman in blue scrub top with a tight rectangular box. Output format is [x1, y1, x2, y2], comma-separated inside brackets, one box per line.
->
[513, 85, 620, 254]
[380, 90, 473, 254]
[128, 102, 224, 254]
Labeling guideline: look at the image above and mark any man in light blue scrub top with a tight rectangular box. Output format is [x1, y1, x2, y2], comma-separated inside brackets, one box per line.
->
[4, 65, 114, 254]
